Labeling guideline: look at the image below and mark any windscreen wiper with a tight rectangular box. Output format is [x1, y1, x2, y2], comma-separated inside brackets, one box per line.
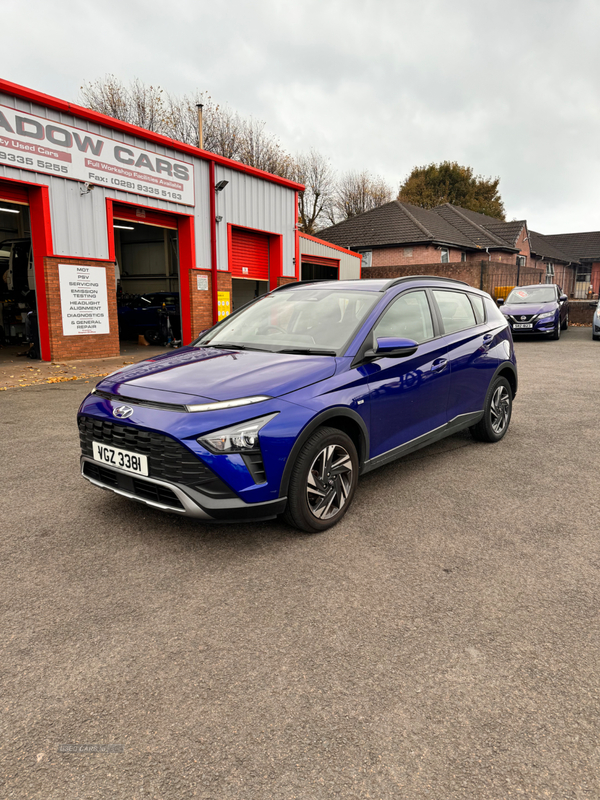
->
[276, 347, 337, 356]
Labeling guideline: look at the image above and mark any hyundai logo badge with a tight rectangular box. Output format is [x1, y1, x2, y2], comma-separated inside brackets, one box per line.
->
[520, 316, 526, 320]
[113, 405, 134, 419]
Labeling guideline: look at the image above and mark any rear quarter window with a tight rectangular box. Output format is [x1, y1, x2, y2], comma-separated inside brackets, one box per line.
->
[469, 294, 486, 324]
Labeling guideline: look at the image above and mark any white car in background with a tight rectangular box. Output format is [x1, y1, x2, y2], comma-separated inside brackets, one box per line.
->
[593, 300, 600, 341]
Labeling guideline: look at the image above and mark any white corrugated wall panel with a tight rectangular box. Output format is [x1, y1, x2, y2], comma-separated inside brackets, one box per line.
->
[299, 236, 361, 280]
[0, 91, 211, 262]
[214, 166, 296, 276]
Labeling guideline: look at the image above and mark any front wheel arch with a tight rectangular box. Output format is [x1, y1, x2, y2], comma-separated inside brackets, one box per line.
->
[278, 408, 369, 499]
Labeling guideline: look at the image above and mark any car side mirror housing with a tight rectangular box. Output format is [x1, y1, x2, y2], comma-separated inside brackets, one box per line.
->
[496, 297, 505, 306]
[365, 337, 419, 359]
[559, 294, 568, 302]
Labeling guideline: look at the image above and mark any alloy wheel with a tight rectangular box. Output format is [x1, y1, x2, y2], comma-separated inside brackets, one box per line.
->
[490, 385, 511, 435]
[306, 444, 353, 520]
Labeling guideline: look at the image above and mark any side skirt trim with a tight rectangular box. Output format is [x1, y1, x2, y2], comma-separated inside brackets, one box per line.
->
[361, 411, 483, 474]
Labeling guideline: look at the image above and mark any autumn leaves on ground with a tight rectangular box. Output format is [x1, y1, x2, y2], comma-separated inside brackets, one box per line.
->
[0, 360, 133, 391]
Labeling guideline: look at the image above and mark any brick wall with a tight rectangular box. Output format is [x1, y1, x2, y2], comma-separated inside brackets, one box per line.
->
[569, 300, 596, 325]
[372, 245, 465, 266]
[365, 261, 486, 287]
[43, 257, 120, 361]
[189, 270, 233, 337]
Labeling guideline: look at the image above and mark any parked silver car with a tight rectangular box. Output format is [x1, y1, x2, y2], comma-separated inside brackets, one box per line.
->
[593, 300, 600, 341]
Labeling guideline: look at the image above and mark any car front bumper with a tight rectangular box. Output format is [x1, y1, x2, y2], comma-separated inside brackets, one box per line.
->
[81, 456, 287, 521]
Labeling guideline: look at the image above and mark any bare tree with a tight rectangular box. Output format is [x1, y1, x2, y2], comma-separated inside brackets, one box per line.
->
[80, 76, 166, 132]
[80, 77, 293, 178]
[237, 117, 294, 178]
[333, 170, 393, 221]
[294, 149, 336, 234]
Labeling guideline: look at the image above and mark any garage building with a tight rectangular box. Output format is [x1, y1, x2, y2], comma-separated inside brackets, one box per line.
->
[0, 79, 358, 363]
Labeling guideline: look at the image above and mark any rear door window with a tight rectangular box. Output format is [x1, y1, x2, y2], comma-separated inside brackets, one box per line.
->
[433, 290, 477, 334]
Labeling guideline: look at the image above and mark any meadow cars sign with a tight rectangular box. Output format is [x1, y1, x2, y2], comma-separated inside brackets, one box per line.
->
[0, 105, 194, 206]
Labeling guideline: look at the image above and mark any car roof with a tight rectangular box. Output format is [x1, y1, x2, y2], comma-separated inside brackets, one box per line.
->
[274, 276, 474, 294]
[513, 284, 557, 290]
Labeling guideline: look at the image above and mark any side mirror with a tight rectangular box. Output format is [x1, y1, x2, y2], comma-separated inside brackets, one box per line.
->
[559, 294, 568, 302]
[365, 337, 419, 359]
[496, 297, 505, 306]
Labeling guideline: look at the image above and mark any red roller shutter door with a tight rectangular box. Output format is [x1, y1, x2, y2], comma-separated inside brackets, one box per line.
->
[0, 180, 29, 205]
[231, 228, 269, 280]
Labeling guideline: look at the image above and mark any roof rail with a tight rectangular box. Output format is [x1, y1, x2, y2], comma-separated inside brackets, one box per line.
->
[270, 279, 332, 293]
[381, 275, 470, 291]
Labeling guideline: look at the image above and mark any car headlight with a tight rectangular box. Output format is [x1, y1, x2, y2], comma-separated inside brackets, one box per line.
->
[537, 311, 555, 320]
[197, 413, 278, 454]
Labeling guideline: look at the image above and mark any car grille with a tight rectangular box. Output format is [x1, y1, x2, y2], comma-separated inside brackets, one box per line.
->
[82, 461, 185, 510]
[78, 415, 235, 497]
[509, 314, 537, 323]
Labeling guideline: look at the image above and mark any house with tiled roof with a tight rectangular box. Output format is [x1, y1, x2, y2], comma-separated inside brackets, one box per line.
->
[316, 201, 531, 269]
[315, 201, 590, 298]
[541, 232, 600, 296]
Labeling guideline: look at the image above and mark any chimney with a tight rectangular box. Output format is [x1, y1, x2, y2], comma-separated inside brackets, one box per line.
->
[196, 103, 203, 149]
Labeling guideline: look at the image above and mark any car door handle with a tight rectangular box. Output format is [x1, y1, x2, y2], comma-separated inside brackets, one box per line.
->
[430, 358, 447, 373]
[483, 334, 493, 341]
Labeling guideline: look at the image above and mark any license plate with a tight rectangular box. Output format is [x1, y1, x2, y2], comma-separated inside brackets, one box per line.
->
[92, 442, 148, 476]
[513, 323, 533, 329]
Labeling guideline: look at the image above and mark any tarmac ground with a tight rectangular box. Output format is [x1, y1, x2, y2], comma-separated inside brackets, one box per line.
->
[1, 326, 599, 799]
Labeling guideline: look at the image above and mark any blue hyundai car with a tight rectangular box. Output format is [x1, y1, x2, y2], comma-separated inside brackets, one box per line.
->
[78, 277, 517, 532]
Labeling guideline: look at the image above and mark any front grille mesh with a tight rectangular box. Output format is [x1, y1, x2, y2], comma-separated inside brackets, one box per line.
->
[83, 461, 184, 510]
[78, 415, 234, 497]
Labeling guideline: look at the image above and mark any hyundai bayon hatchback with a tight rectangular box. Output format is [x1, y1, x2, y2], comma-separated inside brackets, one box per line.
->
[78, 276, 517, 532]
[498, 283, 568, 339]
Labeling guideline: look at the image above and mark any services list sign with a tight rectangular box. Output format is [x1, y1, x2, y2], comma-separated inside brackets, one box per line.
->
[59, 264, 110, 336]
[0, 105, 194, 206]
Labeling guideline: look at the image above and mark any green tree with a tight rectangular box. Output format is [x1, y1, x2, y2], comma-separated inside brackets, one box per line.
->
[398, 162, 505, 220]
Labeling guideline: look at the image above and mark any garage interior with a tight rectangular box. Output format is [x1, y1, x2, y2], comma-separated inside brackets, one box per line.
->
[301, 261, 338, 281]
[113, 212, 181, 353]
[0, 198, 40, 362]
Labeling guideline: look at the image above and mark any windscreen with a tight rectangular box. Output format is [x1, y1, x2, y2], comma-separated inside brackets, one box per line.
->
[506, 286, 557, 304]
[196, 288, 380, 354]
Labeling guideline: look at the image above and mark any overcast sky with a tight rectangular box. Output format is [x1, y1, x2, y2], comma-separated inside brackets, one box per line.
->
[3, 0, 599, 233]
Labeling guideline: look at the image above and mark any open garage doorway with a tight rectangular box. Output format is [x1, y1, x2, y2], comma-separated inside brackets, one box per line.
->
[0, 188, 42, 363]
[112, 205, 181, 356]
[301, 260, 338, 281]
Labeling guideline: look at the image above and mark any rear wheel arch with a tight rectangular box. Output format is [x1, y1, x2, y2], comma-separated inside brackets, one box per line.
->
[496, 364, 517, 399]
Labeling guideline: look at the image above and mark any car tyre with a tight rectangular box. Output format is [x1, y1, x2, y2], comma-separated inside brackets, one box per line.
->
[283, 427, 359, 533]
[144, 328, 163, 346]
[470, 376, 512, 443]
[551, 319, 561, 340]
[561, 311, 569, 331]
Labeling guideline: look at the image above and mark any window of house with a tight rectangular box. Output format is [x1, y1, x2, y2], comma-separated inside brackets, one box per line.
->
[403, 247, 413, 257]
[358, 250, 372, 269]
[433, 290, 477, 334]
[440, 248, 449, 264]
[545, 262, 555, 284]
[517, 255, 527, 268]
[461, 252, 466, 262]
